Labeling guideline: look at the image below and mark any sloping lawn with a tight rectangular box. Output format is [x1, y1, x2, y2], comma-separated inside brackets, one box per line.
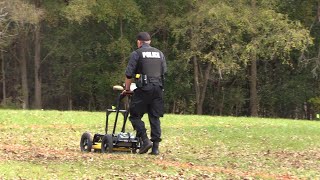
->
[0, 109, 319, 179]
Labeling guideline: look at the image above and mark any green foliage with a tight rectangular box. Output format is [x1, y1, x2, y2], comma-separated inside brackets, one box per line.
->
[171, 1, 244, 76]
[168, 0, 313, 116]
[63, 0, 95, 23]
[172, 1, 312, 73]
[0, 2, 9, 49]
[92, 0, 142, 26]
[276, 0, 317, 26]
[106, 37, 131, 58]
[0, 0, 43, 48]
[4, 0, 43, 25]
[63, 0, 142, 28]
[309, 97, 320, 112]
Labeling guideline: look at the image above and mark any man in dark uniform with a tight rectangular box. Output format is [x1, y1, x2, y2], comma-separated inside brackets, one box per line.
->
[123, 32, 167, 155]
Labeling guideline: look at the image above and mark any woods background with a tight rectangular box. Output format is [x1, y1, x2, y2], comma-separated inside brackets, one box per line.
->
[0, 0, 320, 119]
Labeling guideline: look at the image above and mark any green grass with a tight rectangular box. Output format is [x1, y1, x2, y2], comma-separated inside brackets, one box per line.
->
[0, 109, 320, 179]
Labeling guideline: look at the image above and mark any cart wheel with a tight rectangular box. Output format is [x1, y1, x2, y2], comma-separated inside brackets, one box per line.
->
[132, 138, 142, 154]
[94, 149, 101, 153]
[131, 149, 137, 154]
[80, 132, 93, 152]
[101, 134, 113, 153]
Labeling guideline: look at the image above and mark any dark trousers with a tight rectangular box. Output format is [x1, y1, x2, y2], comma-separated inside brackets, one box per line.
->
[129, 84, 163, 142]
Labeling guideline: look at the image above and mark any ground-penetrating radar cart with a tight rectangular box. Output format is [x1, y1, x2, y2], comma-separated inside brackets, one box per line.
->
[79, 84, 141, 153]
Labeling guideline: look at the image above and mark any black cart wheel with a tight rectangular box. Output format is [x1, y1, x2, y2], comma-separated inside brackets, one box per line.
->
[101, 134, 113, 153]
[132, 138, 142, 154]
[80, 132, 93, 152]
[131, 148, 137, 154]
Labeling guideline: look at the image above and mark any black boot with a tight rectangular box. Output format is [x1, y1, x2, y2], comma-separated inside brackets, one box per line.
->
[150, 142, 159, 155]
[139, 134, 152, 154]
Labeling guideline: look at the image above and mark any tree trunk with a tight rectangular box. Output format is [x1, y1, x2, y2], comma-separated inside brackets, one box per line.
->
[213, 74, 223, 115]
[34, 0, 42, 109]
[249, 0, 258, 116]
[193, 56, 202, 114]
[250, 54, 258, 116]
[1, 51, 6, 106]
[251, 0, 256, 8]
[193, 56, 212, 115]
[34, 25, 42, 109]
[19, 33, 29, 109]
[199, 62, 212, 113]
[318, 1, 320, 22]
[68, 82, 72, 110]
[172, 100, 176, 113]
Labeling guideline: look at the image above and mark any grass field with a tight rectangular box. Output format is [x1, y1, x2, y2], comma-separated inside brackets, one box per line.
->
[0, 109, 320, 179]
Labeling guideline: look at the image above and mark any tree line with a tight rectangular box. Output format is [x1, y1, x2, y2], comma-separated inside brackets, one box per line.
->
[0, 0, 320, 119]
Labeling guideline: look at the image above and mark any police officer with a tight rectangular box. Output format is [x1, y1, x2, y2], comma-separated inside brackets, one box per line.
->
[123, 32, 167, 155]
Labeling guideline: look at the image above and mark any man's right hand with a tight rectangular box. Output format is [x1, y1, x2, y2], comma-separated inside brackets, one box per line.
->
[122, 90, 133, 95]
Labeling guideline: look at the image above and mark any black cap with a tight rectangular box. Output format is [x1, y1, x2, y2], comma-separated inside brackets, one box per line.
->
[137, 32, 151, 41]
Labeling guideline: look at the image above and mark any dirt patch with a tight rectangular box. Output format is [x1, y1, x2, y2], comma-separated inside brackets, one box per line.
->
[270, 149, 320, 171]
[154, 159, 298, 180]
[1, 144, 88, 162]
[0, 144, 132, 163]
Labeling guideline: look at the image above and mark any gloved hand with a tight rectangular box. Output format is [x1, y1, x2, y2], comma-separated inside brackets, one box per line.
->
[121, 89, 133, 95]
